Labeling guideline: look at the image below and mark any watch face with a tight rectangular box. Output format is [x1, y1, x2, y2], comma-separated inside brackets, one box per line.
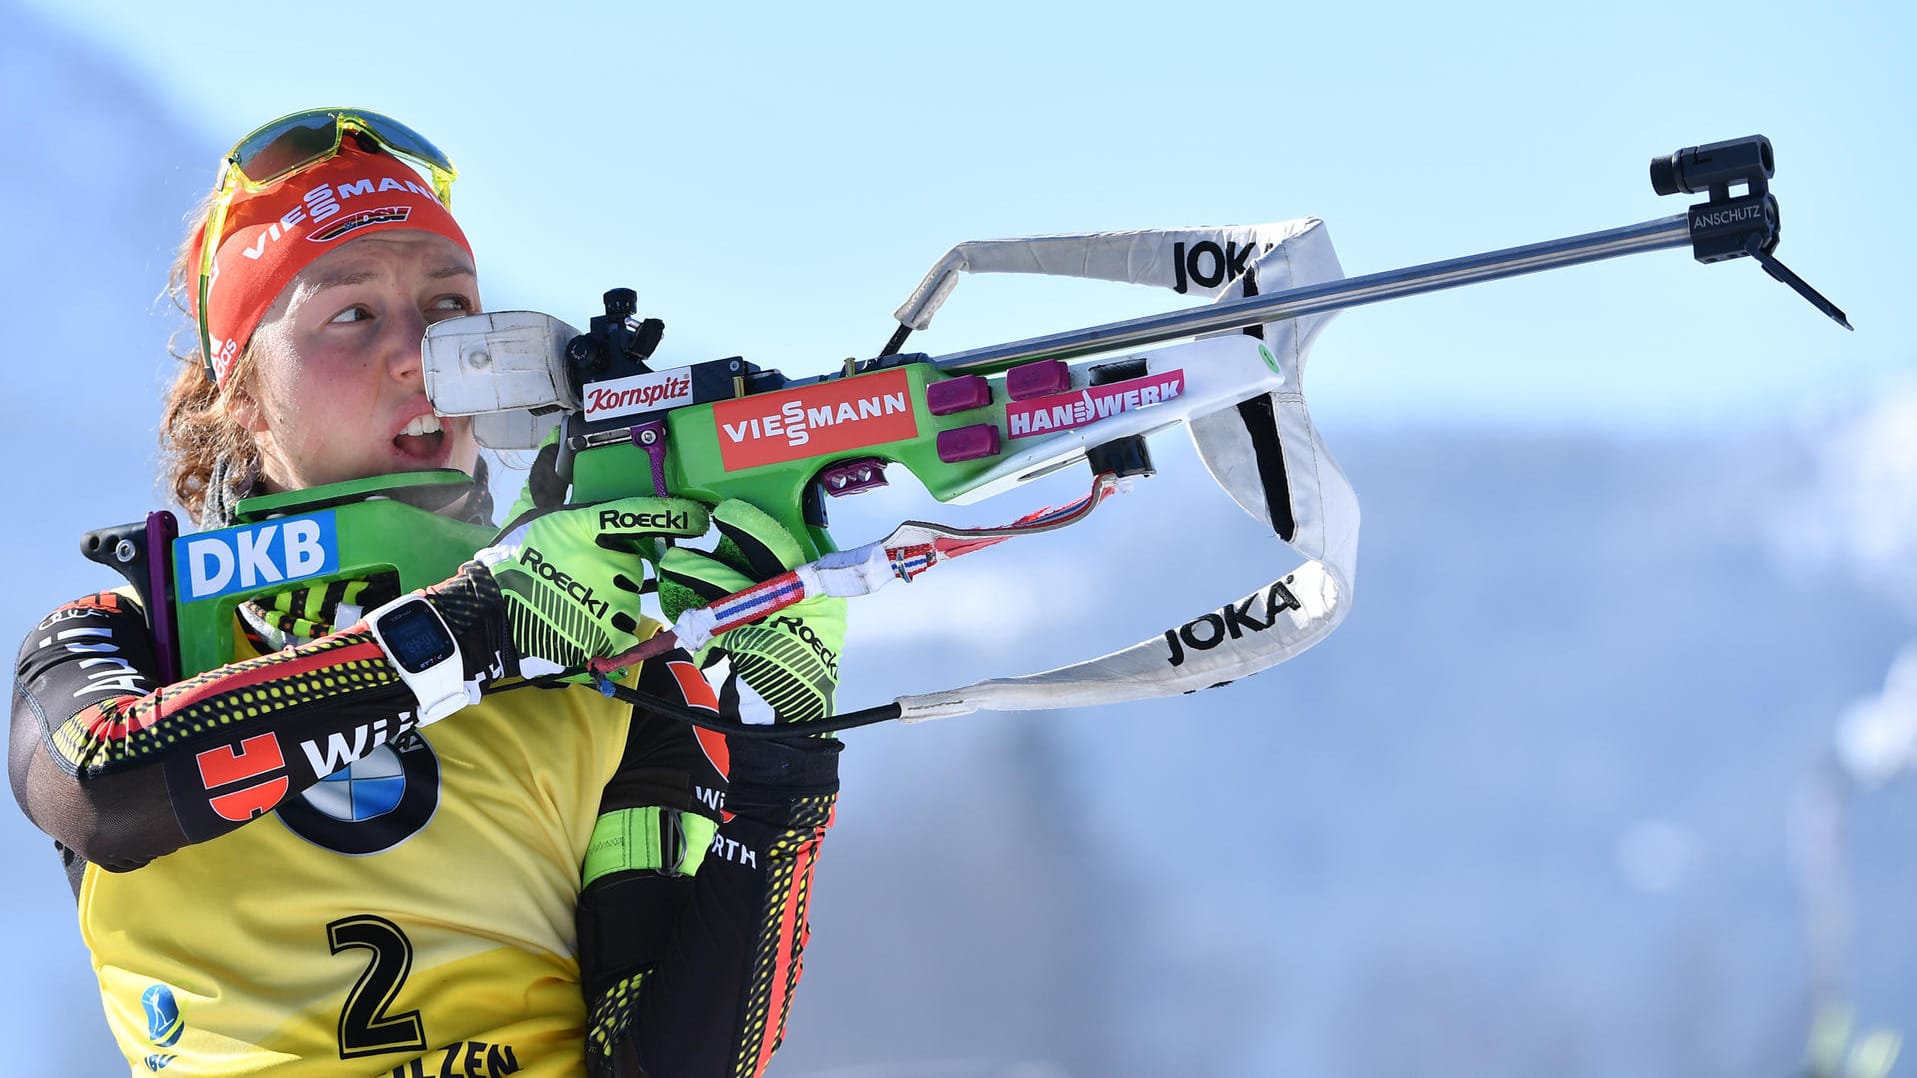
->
[378, 601, 457, 674]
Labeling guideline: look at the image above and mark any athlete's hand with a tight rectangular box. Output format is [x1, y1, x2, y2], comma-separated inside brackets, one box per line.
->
[477, 497, 708, 677]
[658, 500, 846, 724]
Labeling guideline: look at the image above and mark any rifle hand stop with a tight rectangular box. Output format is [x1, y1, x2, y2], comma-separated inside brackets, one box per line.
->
[1651, 135, 1851, 330]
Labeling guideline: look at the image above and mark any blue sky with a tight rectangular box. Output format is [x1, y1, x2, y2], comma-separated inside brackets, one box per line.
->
[22, 0, 1911, 434]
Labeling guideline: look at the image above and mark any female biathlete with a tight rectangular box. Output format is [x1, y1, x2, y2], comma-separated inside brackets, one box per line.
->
[10, 108, 845, 1077]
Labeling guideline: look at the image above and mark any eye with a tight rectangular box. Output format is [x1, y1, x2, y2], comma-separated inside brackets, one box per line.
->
[425, 294, 475, 323]
[329, 305, 372, 325]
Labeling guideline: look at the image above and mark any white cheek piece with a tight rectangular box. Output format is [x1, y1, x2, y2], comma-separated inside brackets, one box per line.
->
[364, 595, 478, 725]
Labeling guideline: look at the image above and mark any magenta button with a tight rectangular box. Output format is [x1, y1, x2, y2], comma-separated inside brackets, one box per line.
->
[937, 424, 1002, 463]
[1005, 359, 1070, 400]
[926, 375, 992, 415]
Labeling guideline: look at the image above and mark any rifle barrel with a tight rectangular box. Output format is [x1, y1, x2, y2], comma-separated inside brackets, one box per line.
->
[929, 214, 1692, 373]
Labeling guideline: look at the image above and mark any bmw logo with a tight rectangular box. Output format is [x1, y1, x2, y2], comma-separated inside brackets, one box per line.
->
[141, 984, 183, 1047]
[305, 743, 409, 821]
[276, 731, 440, 855]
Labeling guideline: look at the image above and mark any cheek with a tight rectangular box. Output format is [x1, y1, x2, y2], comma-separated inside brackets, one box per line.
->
[251, 347, 382, 461]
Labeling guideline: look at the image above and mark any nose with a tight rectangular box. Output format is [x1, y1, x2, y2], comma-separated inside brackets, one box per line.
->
[383, 304, 429, 386]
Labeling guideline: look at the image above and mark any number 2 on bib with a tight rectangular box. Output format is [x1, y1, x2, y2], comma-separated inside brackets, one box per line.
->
[328, 914, 428, 1059]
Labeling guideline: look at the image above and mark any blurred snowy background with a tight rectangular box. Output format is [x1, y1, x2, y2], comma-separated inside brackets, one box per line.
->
[2, 1, 1912, 1074]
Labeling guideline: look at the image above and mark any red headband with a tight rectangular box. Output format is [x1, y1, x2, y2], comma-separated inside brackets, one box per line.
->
[190, 143, 473, 385]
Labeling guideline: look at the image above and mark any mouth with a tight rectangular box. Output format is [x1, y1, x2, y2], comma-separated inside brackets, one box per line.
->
[392, 412, 448, 461]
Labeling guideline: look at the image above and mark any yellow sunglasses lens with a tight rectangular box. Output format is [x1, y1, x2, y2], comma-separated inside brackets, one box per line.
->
[226, 109, 456, 194]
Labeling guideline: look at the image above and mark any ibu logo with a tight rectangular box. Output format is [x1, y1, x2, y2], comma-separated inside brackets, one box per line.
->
[175, 512, 338, 601]
[141, 984, 184, 1047]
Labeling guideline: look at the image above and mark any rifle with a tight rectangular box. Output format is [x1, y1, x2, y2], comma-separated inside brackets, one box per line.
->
[90, 136, 1847, 729]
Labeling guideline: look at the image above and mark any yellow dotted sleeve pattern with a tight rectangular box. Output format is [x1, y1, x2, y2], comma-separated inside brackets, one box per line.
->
[732, 793, 837, 1078]
[586, 969, 650, 1070]
[49, 632, 399, 776]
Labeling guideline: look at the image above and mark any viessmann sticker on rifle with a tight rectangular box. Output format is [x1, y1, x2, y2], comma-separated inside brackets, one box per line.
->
[714, 370, 918, 470]
[584, 368, 696, 422]
[1005, 369, 1185, 439]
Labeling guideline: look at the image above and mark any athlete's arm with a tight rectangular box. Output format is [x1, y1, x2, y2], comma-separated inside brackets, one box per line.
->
[577, 651, 841, 1078]
[9, 570, 509, 872]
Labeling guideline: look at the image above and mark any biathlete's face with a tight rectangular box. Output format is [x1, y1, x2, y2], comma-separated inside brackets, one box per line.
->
[233, 230, 481, 493]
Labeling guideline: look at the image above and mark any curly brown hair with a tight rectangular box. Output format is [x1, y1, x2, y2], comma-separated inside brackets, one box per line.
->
[158, 188, 261, 524]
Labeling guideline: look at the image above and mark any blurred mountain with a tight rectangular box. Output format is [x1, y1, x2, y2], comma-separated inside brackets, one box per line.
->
[0, 6, 211, 1075]
[792, 428, 1914, 1077]
[0, 2, 210, 609]
[3, 8, 1910, 1077]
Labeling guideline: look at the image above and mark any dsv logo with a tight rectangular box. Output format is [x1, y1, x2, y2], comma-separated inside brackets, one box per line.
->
[1171, 239, 1274, 294]
[1162, 578, 1303, 667]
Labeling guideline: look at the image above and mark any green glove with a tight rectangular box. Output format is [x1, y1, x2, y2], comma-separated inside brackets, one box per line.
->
[478, 496, 709, 677]
[657, 500, 846, 724]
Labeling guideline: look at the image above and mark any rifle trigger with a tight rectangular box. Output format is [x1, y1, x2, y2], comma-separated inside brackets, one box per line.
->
[629, 420, 671, 498]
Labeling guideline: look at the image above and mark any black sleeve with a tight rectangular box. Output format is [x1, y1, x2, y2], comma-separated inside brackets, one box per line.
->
[9, 591, 183, 877]
[577, 648, 841, 1078]
[8, 569, 510, 873]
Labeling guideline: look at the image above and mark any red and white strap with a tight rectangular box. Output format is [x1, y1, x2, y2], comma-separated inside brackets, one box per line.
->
[587, 475, 1121, 679]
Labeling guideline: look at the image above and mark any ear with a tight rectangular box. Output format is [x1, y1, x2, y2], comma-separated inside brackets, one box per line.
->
[223, 382, 269, 435]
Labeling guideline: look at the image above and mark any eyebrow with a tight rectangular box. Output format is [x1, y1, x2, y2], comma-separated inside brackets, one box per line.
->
[309, 263, 477, 291]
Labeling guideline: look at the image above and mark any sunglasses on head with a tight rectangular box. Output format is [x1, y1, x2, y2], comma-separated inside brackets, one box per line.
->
[195, 108, 459, 381]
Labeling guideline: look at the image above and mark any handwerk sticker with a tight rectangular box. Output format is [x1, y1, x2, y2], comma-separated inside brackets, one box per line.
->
[1005, 370, 1185, 440]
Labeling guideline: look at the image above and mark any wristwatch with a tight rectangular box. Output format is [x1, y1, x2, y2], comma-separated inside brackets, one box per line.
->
[365, 595, 474, 725]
